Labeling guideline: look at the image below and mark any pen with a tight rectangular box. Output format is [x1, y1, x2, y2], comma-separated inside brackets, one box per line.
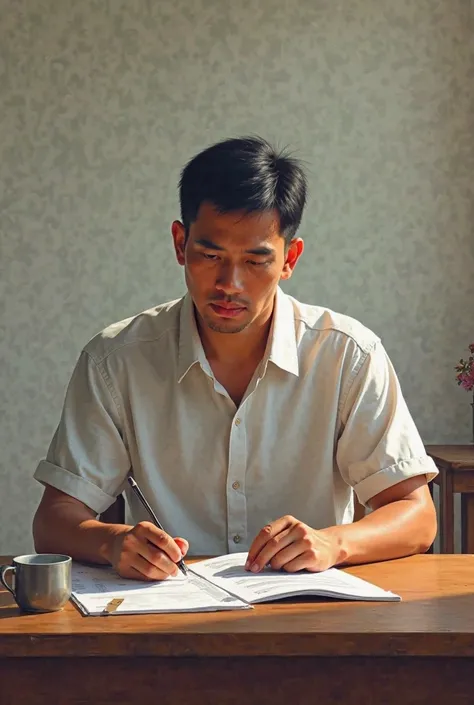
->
[127, 475, 188, 576]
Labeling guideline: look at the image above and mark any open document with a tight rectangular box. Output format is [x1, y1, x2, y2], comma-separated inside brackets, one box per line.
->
[71, 552, 400, 616]
[191, 553, 400, 604]
[71, 563, 250, 615]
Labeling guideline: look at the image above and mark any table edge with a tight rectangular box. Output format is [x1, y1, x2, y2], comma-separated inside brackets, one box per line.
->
[1, 631, 474, 658]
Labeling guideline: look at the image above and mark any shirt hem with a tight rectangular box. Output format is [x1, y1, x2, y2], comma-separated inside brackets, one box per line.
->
[34, 460, 117, 515]
[353, 455, 439, 506]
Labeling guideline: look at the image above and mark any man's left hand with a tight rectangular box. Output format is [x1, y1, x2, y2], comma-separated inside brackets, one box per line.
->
[245, 515, 341, 573]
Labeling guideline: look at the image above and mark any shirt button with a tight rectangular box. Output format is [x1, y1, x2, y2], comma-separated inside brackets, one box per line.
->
[232, 481, 240, 490]
[233, 534, 241, 544]
[234, 417, 241, 426]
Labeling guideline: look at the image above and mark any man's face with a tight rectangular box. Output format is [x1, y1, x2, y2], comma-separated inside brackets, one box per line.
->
[172, 202, 303, 335]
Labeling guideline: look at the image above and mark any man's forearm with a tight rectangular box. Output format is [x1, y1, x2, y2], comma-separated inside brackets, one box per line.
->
[320, 496, 437, 566]
[33, 499, 131, 565]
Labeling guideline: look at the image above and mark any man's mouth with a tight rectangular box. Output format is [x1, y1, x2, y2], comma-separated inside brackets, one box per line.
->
[209, 302, 247, 318]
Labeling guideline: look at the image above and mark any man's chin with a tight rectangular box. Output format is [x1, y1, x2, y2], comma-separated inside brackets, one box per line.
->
[204, 316, 250, 334]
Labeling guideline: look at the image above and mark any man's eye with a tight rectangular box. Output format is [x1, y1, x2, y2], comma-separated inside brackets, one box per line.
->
[202, 253, 219, 261]
[248, 260, 266, 266]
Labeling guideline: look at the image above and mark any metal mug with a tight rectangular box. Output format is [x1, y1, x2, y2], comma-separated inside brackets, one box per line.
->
[0, 553, 72, 612]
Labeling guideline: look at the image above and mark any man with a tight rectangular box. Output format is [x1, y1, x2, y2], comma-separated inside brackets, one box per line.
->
[33, 136, 438, 581]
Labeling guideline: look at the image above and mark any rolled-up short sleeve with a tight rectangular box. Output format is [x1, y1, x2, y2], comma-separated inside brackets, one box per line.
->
[34, 350, 131, 514]
[336, 342, 438, 506]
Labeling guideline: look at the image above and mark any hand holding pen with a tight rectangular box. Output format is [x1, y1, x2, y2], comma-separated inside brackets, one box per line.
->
[127, 476, 188, 576]
[108, 476, 189, 581]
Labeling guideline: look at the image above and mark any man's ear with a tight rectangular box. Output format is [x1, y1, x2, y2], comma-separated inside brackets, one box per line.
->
[280, 238, 304, 281]
[171, 220, 186, 265]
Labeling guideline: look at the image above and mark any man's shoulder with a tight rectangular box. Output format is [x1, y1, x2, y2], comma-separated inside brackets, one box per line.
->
[83, 296, 184, 363]
[288, 294, 380, 354]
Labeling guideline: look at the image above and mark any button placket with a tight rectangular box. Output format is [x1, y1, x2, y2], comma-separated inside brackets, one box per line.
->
[226, 409, 248, 551]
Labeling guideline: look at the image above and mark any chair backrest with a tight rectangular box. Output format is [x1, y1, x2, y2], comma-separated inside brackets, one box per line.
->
[99, 495, 125, 524]
[353, 494, 366, 522]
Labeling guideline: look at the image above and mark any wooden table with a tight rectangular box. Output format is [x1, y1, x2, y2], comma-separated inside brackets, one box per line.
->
[426, 445, 474, 554]
[1, 555, 474, 705]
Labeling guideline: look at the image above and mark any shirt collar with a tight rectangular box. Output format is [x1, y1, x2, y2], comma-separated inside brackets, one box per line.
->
[177, 293, 210, 382]
[177, 286, 299, 383]
[265, 286, 299, 377]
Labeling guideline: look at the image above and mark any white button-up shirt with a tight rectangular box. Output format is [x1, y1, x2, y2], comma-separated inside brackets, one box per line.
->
[34, 288, 437, 556]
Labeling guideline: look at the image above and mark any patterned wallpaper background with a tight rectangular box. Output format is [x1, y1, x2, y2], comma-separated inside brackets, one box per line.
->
[1, 0, 473, 553]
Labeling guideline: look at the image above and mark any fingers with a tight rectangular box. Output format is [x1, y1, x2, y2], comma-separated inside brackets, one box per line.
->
[114, 523, 189, 581]
[136, 539, 180, 577]
[247, 526, 295, 572]
[116, 539, 178, 580]
[279, 549, 324, 573]
[267, 540, 313, 571]
[246, 518, 327, 574]
[174, 537, 189, 557]
[246, 515, 295, 569]
[119, 554, 177, 581]
[138, 522, 183, 563]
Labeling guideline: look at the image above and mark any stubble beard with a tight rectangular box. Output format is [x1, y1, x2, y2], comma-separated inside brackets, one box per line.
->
[205, 319, 250, 334]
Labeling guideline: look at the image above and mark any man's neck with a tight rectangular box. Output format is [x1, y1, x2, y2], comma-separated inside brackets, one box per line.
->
[196, 313, 273, 367]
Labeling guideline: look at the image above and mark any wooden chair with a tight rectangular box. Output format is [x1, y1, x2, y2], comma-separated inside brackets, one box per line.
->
[353, 494, 366, 522]
[99, 495, 126, 524]
[425, 445, 474, 554]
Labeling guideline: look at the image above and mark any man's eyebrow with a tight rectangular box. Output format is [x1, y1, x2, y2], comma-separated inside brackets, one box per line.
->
[194, 238, 225, 251]
[245, 246, 275, 256]
[195, 238, 275, 257]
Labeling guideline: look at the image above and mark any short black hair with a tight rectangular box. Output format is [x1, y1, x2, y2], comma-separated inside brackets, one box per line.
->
[179, 136, 307, 245]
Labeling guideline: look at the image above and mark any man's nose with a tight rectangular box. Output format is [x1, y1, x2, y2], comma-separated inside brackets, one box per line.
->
[215, 263, 244, 295]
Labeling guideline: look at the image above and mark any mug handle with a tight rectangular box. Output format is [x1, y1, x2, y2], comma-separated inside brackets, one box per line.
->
[0, 565, 16, 597]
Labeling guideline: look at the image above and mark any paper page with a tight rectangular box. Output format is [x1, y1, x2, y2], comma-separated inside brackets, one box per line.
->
[190, 553, 401, 603]
[71, 562, 250, 615]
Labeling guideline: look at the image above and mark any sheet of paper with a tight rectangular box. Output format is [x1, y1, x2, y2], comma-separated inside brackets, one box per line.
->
[71, 562, 250, 615]
[191, 553, 401, 603]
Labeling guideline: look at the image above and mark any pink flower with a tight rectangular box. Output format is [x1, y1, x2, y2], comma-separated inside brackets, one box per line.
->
[461, 376, 474, 392]
[455, 343, 474, 393]
[461, 369, 474, 391]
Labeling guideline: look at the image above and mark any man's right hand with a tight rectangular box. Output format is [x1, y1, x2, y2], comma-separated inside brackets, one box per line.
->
[33, 487, 189, 581]
[109, 521, 189, 581]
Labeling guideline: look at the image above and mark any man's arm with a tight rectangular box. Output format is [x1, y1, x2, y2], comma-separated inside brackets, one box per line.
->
[319, 475, 437, 566]
[245, 476, 436, 573]
[33, 485, 129, 564]
[33, 485, 188, 580]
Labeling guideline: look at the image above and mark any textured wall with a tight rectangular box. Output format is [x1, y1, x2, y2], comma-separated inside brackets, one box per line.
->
[1, 0, 473, 553]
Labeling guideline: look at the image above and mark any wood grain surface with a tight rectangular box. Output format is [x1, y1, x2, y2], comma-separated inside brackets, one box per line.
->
[1, 554, 474, 658]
